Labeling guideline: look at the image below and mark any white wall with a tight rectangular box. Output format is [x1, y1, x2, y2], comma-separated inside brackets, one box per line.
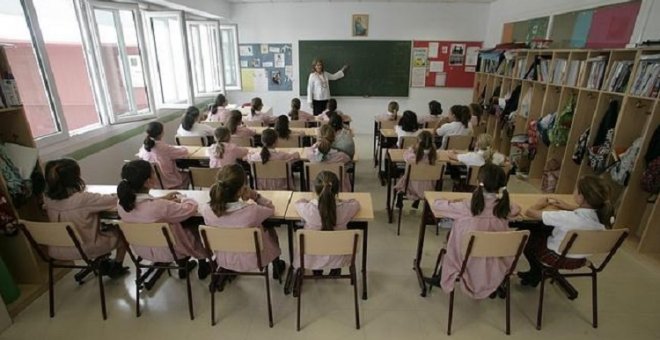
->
[229, 2, 489, 134]
[484, 0, 659, 47]
[144, 0, 232, 19]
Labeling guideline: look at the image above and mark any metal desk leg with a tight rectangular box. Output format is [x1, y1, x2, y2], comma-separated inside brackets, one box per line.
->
[362, 223, 368, 300]
[386, 153, 393, 223]
[414, 202, 430, 297]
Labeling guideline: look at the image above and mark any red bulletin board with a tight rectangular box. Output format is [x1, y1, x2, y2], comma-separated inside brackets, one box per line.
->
[412, 40, 482, 88]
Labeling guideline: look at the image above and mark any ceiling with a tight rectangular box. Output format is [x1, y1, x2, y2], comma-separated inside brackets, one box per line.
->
[226, 0, 496, 3]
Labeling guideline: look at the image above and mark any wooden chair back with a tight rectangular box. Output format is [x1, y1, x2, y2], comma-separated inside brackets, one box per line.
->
[231, 136, 253, 147]
[467, 166, 481, 186]
[251, 160, 291, 189]
[118, 222, 174, 248]
[289, 120, 305, 128]
[408, 162, 445, 181]
[202, 121, 223, 129]
[199, 225, 263, 253]
[400, 136, 418, 149]
[305, 163, 343, 191]
[558, 229, 629, 257]
[379, 120, 397, 129]
[277, 135, 301, 147]
[461, 230, 530, 258]
[244, 120, 263, 127]
[19, 220, 79, 248]
[175, 135, 207, 147]
[446, 135, 473, 150]
[297, 230, 362, 256]
[189, 167, 219, 189]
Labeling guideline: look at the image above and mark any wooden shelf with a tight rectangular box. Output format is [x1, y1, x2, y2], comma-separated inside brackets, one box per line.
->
[5, 269, 70, 318]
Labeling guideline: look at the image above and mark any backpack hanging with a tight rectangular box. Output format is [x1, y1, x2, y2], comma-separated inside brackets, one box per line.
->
[537, 112, 557, 147]
[644, 125, 660, 165]
[549, 98, 575, 146]
[593, 100, 619, 146]
[610, 137, 643, 186]
[641, 157, 660, 195]
[588, 128, 614, 173]
[527, 120, 539, 159]
[572, 128, 590, 164]
[541, 158, 561, 193]
[502, 85, 522, 117]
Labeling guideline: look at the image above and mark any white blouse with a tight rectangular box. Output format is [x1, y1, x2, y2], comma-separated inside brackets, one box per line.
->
[176, 122, 215, 137]
[307, 70, 344, 104]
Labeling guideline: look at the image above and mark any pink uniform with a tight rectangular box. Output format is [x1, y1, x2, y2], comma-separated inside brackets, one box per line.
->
[375, 111, 398, 121]
[393, 148, 437, 201]
[43, 192, 121, 260]
[199, 196, 281, 272]
[245, 111, 276, 125]
[433, 195, 521, 299]
[290, 110, 315, 122]
[137, 141, 190, 189]
[419, 114, 442, 127]
[318, 110, 349, 123]
[247, 149, 300, 190]
[293, 198, 360, 269]
[118, 195, 208, 262]
[206, 107, 230, 123]
[207, 143, 249, 168]
[305, 144, 352, 192]
[231, 126, 257, 139]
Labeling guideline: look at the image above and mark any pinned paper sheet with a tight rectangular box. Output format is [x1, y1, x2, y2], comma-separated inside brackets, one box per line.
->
[260, 44, 268, 54]
[269, 47, 280, 53]
[240, 60, 248, 67]
[411, 68, 426, 87]
[428, 42, 439, 58]
[466, 46, 480, 66]
[465, 66, 476, 72]
[435, 73, 447, 87]
[429, 61, 444, 73]
[262, 62, 274, 68]
[239, 46, 253, 56]
[285, 66, 293, 79]
[441, 46, 448, 54]
[241, 68, 268, 92]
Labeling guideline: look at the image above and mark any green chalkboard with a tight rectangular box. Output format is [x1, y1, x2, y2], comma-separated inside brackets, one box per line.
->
[299, 40, 411, 97]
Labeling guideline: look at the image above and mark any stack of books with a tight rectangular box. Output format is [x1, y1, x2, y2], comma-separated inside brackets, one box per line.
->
[603, 60, 634, 93]
[516, 57, 528, 79]
[538, 57, 551, 82]
[565, 60, 584, 87]
[629, 54, 660, 97]
[551, 59, 567, 85]
[584, 56, 608, 90]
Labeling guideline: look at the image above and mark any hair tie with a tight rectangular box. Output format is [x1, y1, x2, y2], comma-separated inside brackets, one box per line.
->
[479, 182, 484, 187]
[121, 178, 128, 183]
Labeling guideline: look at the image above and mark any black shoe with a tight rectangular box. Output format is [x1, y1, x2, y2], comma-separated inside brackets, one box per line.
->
[411, 200, 420, 209]
[395, 194, 404, 209]
[328, 268, 341, 277]
[107, 261, 130, 279]
[198, 259, 212, 280]
[272, 259, 286, 280]
[518, 271, 540, 287]
[178, 260, 197, 279]
[312, 270, 323, 277]
[424, 274, 441, 288]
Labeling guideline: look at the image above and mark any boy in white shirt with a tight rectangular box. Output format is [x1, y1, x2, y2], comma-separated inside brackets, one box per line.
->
[436, 105, 471, 149]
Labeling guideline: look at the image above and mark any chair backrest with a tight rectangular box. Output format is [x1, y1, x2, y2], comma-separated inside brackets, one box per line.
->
[244, 120, 263, 127]
[189, 167, 219, 189]
[252, 160, 290, 189]
[467, 166, 481, 186]
[400, 136, 418, 149]
[19, 220, 79, 248]
[277, 136, 301, 147]
[305, 163, 343, 191]
[118, 222, 174, 248]
[199, 225, 263, 253]
[446, 135, 473, 150]
[461, 230, 530, 258]
[175, 135, 207, 147]
[379, 120, 397, 129]
[472, 124, 487, 138]
[559, 229, 629, 256]
[202, 121, 223, 129]
[296, 229, 362, 256]
[408, 162, 445, 181]
[151, 162, 165, 189]
[289, 120, 305, 128]
[231, 136, 253, 147]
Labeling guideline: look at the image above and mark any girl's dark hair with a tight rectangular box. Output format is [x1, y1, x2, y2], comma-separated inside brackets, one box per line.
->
[275, 115, 291, 139]
[329, 114, 344, 132]
[209, 164, 245, 217]
[117, 160, 152, 212]
[213, 127, 231, 159]
[450, 105, 470, 128]
[469, 103, 483, 124]
[415, 131, 437, 165]
[429, 100, 443, 116]
[250, 97, 263, 117]
[211, 94, 227, 115]
[181, 106, 200, 131]
[327, 98, 337, 112]
[398, 110, 419, 132]
[319, 124, 336, 143]
[577, 175, 613, 228]
[289, 98, 301, 120]
[314, 171, 339, 231]
[45, 158, 85, 200]
[470, 163, 510, 219]
[226, 110, 243, 134]
[143, 121, 164, 152]
[260, 129, 278, 164]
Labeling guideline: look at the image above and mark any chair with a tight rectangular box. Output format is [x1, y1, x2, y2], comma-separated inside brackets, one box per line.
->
[152, 162, 166, 189]
[304, 163, 344, 191]
[400, 136, 418, 149]
[472, 123, 487, 139]
[202, 121, 223, 129]
[536, 228, 629, 330]
[19, 220, 110, 319]
[277, 135, 302, 147]
[230, 136, 253, 147]
[189, 167, 219, 189]
[175, 135, 207, 147]
[440, 230, 529, 335]
[392, 162, 445, 235]
[445, 135, 473, 150]
[199, 226, 274, 327]
[295, 229, 362, 331]
[251, 159, 291, 190]
[289, 120, 305, 128]
[379, 120, 397, 129]
[117, 222, 195, 320]
[244, 120, 263, 127]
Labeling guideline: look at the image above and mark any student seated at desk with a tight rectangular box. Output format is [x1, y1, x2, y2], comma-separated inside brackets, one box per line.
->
[245, 97, 275, 125]
[199, 164, 285, 283]
[247, 129, 300, 190]
[428, 164, 521, 299]
[117, 160, 211, 279]
[520, 175, 612, 287]
[227, 110, 257, 139]
[395, 110, 420, 147]
[206, 93, 230, 123]
[375, 101, 399, 122]
[177, 106, 215, 138]
[43, 159, 129, 278]
[293, 171, 360, 277]
[419, 100, 445, 128]
[275, 114, 303, 143]
[306, 134, 352, 192]
[319, 99, 350, 123]
[393, 131, 437, 209]
[288, 98, 315, 123]
[468, 103, 485, 133]
[138, 122, 190, 189]
[329, 114, 355, 159]
[436, 105, 471, 149]
[448, 133, 507, 167]
[208, 127, 249, 168]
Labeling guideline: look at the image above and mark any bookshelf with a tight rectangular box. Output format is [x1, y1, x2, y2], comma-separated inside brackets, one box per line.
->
[476, 47, 660, 254]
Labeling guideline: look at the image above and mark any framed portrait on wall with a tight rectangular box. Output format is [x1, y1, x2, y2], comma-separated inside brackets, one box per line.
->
[352, 14, 369, 37]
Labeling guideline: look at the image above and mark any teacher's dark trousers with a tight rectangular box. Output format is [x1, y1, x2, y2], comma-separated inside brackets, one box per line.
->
[312, 100, 328, 116]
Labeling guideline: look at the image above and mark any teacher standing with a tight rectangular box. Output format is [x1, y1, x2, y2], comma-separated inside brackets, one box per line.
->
[307, 59, 347, 116]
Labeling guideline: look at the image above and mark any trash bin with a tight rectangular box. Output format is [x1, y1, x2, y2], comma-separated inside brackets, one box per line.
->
[0, 257, 19, 305]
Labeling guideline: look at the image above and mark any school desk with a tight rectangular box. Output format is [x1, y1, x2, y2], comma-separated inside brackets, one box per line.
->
[251, 127, 319, 137]
[180, 146, 202, 155]
[238, 106, 273, 116]
[376, 128, 436, 183]
[413, 192, 574, 297]
[284, 192, 374, 300]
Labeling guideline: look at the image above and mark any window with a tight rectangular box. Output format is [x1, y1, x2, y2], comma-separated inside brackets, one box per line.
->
[220, 24, 240, 90]
[187, 21, 223, 96]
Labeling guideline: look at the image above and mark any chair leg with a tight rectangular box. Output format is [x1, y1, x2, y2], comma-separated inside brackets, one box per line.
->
[447, 290, 455, 335]
[211, 277, 216, 326]
[97, 267, 108, 320]
[397, 203, 404, 236]
[265, 267, 273, 328]
[351, 266, 360, 330]
[48, 263, 54, 318]
[536, 270, 546, 330]
[296, 270, 303, 331]
[592, 272, 598, 328]
[505, 277, 511, 335]
[432, 249, 446, 278]
[136, 276, 141, 317]
[186, 274, 194, 320]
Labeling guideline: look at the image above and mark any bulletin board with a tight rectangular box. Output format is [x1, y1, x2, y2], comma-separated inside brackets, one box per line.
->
[238, 43, 293, 92]
[411, 40, 482, 88]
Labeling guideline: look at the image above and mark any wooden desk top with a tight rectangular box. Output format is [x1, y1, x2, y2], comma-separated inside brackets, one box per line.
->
[185, 147, 359, 162]
[387, 149, 457, 163]
[423, 192, 574, 220]
[380, 128, 434, 138]
[181, 146, 201, 155]
[285, 192, 374, 221]
[238, 106, 272, 116]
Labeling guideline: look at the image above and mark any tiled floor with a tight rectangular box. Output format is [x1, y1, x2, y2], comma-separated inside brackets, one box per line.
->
[2, 134, 660, 340]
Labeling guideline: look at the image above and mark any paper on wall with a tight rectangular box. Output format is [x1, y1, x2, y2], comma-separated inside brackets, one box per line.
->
[262, 62, 274, 67]
[239, 45, 253, 56]
[435, 73, 447, 87]
[285, 66, 293, 79]
[260, 44, 268, 54]
[412, 48, 428, 67]
[241, 69, 255, 91]
[240, 60, 248, 67]
[274, 53, 285, 68]
[428, 42, 439, 58]
[466, 46, 480, 66]
[253, 68, 268, 92]
[411, 68, 426, 87]
[441, 46, 448, 54]
[465, 66, 476, 72]
[429, 61, 444, 73]
[269, 47, 280, 53]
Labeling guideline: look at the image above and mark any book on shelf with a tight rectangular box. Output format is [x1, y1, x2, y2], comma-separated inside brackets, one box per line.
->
[565, 60, 583, 87]
[551, 59, 567, 85]
[584, 56, 607, 90]
[603, 60, 633, 93]
[630, 54, 660, 97]
[537, 57, 551, 82]
[516, 57, 528, 79]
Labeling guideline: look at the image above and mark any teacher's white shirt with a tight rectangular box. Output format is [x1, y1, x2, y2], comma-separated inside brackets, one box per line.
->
[307, 71, 344, 104]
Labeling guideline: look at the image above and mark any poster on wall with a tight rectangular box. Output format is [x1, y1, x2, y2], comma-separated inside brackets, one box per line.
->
[239, 43, 293, 91]
[410, 47, 428, 87]
[449, 43, 466, 66]
[412, 40, 482, 88]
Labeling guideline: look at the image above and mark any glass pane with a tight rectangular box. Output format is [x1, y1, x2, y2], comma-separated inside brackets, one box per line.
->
[188, 22, 222, 95]
[210, 27, 222, 90]
[151, 15, 187, 105]
[33, 0, 100, 133]
[94, 8, 130, 115]
[188, 24, 204, 93]
[119, 10, 149, 112]
[221, 26, 238, 87]
[0, 0, 60, 138]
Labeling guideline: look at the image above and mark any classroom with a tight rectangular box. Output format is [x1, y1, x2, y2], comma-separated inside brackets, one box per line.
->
[0, 0, 659, 339]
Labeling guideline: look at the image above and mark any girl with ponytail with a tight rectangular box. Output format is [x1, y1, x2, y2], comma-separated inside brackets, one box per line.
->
[206, 93, 230, 123]
[288, 98, 315, 122]
[246, 128, 300, 190]
[117, 160, 211, 280]
[429, 163, 521, 298]
[207, 127, 248, 168]
[393, 131, 438, 209]
[275, 114, 303, 142]
[293, 171, 360, 276]
[43, 159, 128, 278]
[521, 175, 613, 287]
[435, 105, 471, 149]
[245, 97, 276, 125]
[177, 106, 214, 137]
[138, 121, 190, 189]
[226, 110, 257, 139]
[305, 134, 352, 192]
[199, 164, 285, 279]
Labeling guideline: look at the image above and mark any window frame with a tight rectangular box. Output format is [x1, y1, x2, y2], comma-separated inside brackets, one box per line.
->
[220, 23, 241, 91]
[186, 20, 224, 97]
